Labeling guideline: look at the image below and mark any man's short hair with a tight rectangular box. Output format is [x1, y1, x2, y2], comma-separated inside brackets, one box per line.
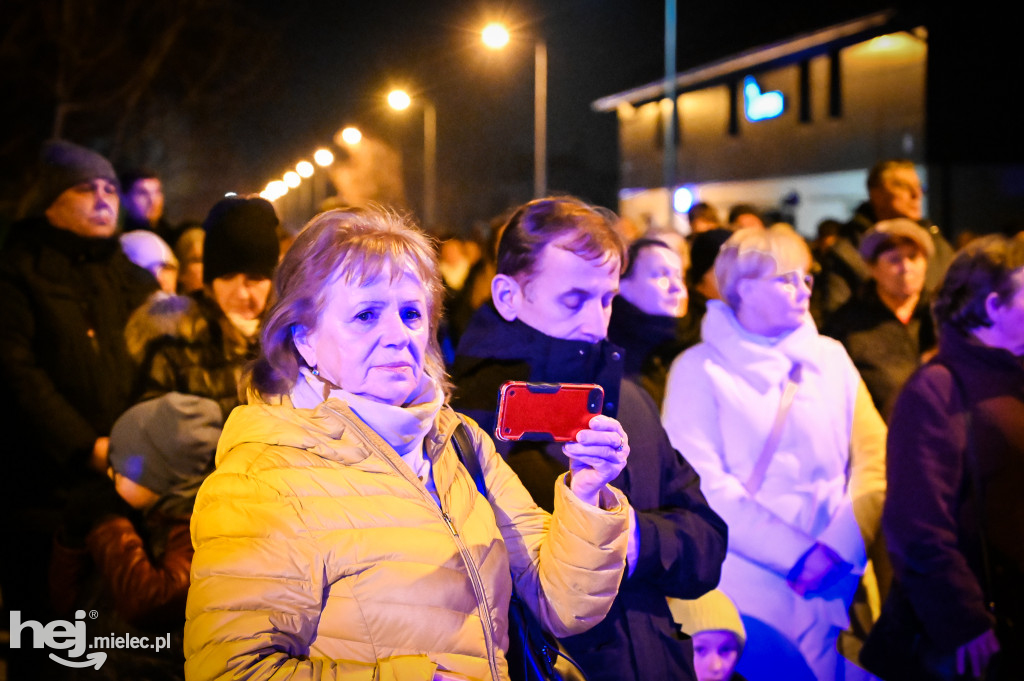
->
[119, 168, 161, 193]
[866, 159, 916, 190]
[495, 197, 626, 281]
[932, 233, 1024, 333]
[687, 202, 721, 228]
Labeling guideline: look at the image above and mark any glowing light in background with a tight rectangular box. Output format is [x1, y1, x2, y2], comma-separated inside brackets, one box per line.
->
[339, 128, 362, 146]
[314, 148, 335, 166]
[261, 180, 288, 201]
[283, 171, 301, 188]
[673, 186, 695, 214]
[743, 76, 784, 122]
[296, 161, 314, 178]
[481, 23, 510, 49]
[388, 89, 412, 111]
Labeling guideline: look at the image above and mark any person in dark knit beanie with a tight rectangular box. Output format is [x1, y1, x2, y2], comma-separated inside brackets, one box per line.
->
[202, 196, 280, 284]
[18, 139, 120, 220]
[128, 196, 280, 419]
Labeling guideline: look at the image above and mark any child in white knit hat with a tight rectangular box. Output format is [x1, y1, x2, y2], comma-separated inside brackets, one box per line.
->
[669, 590, 747, 681]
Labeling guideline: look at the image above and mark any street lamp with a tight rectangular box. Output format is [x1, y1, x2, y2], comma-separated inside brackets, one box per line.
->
[314, 148, 335, 166]
[482, 23, 547, 198]
[340, 127, 362, 146]
[388, 89, 437, 227]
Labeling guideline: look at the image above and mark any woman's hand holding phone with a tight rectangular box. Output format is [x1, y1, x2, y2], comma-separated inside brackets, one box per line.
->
[562, 414, 629, 506]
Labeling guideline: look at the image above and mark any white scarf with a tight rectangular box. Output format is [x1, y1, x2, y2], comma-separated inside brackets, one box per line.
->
[290, 367, 443, 486]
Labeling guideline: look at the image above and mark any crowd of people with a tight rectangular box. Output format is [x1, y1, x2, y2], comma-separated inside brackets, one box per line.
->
[0, 139, 1020, 681]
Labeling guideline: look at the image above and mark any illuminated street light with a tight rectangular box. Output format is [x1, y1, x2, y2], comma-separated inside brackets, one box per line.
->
[481, 23, 510, 49]
[264, 179, 288, 201]
[340, 127, 362, 146]
[388, 89, 412, 111]
[481, 23, 546, 198]
[283, 171, 301, 188]
[314, 148, 335, 166]
[387, 89, 436, 226]
[296, 160, 314, 178]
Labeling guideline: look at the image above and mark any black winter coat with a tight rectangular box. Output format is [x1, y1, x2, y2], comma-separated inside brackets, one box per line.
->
[451, 303, 728, 681]
[823, 282, 936, 422]
[884, 326, 1023, 674]
[607, 296, 689, 408]
[0, 218, 156, 505]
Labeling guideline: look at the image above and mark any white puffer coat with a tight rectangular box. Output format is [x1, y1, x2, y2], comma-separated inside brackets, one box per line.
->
[185, 397, 629, 681]
[662, 301, 886, 680]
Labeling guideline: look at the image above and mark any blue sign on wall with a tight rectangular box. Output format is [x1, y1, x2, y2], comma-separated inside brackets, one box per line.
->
[744, 76, 784, 121]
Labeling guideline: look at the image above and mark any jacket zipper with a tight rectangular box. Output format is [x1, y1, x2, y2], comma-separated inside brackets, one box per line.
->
[439, 502, 502, 681]
[350, 422, 502, 680]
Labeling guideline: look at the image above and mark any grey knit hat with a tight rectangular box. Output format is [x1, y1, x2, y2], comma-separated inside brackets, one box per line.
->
[108, 393, 222, 496]
[20, 140, 119, 218]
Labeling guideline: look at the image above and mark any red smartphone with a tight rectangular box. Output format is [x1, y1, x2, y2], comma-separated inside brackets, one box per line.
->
[495, 381, 604, 442]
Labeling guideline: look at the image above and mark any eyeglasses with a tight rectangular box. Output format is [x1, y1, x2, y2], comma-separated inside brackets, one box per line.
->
[770, 271, 814, 290]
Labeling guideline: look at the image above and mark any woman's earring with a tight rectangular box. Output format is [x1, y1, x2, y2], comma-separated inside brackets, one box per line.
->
[311, 366, 320, 377]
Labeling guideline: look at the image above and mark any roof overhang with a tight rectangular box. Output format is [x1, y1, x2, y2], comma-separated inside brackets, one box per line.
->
[592, 10, 907, 112]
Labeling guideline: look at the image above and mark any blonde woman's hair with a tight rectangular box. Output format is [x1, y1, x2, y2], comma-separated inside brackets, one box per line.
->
[714, 224, 811, 311]
[247, 206, 450, 401]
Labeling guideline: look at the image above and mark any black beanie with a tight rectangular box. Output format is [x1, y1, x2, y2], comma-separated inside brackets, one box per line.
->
[687, 227, 734, 288]
[21, 140, 119, 218]
[108, 393, 222, 496]
[202, 196, 280, 283]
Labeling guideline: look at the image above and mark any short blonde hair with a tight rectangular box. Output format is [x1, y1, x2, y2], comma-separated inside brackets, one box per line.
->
[715, 224, 811, 311]
[248, 207, 450, 400]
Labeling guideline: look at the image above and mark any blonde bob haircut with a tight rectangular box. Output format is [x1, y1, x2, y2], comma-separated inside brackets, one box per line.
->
[247, 207, 451, 401]
[714, 224, 812, 311]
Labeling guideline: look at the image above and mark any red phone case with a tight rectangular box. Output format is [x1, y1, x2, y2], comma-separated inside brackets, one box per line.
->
[495, 382, 604, 442]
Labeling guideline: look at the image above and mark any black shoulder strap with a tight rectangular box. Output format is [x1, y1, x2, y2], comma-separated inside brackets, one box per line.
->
[450, 416, 488, 498]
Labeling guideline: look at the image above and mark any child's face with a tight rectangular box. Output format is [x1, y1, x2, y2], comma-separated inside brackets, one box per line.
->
[108, 467, 159, 510]
[692, 630, 741, 681]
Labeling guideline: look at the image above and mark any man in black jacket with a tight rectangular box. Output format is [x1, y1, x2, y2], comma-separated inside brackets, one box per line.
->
[451, 197, 728, 681]
[0, 140, 156, 676]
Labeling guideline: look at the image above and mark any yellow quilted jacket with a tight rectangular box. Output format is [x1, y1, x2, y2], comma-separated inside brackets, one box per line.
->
[184, 396, 629, 681]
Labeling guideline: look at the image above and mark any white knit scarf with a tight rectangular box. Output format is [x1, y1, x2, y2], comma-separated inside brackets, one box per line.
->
[290, 367, 443, 486]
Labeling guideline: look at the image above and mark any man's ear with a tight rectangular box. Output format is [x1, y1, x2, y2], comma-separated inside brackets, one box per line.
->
[984, 291, 1003, 321]
[291, 324, 317, 369]
[491, 274, 524, 322]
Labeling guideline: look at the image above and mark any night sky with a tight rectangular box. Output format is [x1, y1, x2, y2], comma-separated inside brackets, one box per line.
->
[0, 0, 906, 232]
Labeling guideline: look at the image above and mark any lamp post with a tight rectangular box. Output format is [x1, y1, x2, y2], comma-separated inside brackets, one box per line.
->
[388, 89, 437, 227]
[482, 23, 547, 198]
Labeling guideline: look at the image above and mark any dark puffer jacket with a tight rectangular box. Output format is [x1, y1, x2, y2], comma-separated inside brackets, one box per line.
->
[132, 292, 258, 419]
[451, 302, 728, 681]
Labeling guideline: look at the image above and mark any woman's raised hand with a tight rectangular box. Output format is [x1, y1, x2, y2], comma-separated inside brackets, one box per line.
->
[562, 414, 630, 506]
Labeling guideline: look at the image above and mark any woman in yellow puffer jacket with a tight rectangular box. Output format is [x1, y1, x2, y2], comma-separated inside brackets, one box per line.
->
[184, 207, 632, 681]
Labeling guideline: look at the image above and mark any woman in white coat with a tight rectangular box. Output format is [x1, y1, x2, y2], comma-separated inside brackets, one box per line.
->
[662, 225, 886, 681]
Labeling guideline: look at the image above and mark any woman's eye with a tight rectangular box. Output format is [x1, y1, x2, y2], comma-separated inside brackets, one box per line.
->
[401, 307, 422, 321]
[355, 310, 375, 322]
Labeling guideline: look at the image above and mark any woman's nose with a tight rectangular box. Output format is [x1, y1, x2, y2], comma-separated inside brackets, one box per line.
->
[379, 311, 411, 346]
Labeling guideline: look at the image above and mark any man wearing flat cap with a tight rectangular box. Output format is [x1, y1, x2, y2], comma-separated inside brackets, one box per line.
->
[825, 218, 938, 424]
[815, 159, 955, 324]
[0, 140, 156, 669]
